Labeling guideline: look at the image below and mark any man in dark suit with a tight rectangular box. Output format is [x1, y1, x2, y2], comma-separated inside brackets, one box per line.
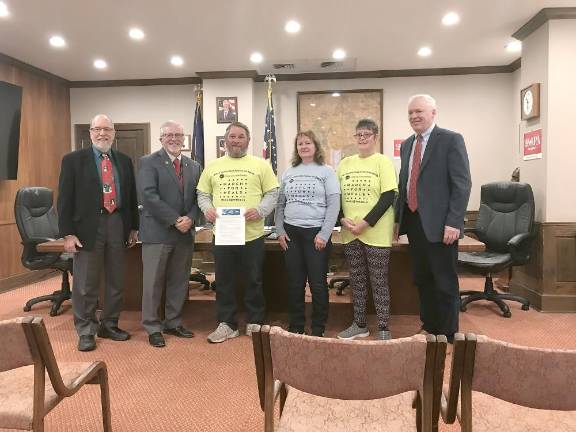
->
[138, 121, 202, 348]
[58, 114, 139, 352]
[394, 94, 471, 341]
[218, 99, 237, 123]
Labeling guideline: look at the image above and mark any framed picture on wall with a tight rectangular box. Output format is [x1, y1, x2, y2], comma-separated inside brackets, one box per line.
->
[182, 134, 192, 151]
[297, 89, 383, 167]
[216, 136, 226, 157]
[216, 97, 238, 123]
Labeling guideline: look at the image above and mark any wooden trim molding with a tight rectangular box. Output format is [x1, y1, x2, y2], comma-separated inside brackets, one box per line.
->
[68, 60, 523, 87]
[69, 77, 202, 88]
[0, 269, 57, 294]
[510, 222, 576, 312]
[0, 52, 69, 84]
[513, 7, 576, 41]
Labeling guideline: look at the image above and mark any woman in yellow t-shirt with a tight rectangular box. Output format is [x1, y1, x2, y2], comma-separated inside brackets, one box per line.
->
[336, 119, 398, 340]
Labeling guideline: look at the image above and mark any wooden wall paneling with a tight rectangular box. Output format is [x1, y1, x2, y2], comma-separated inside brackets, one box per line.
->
[0, 58, 70, 287]
[511, 222, 576, 312]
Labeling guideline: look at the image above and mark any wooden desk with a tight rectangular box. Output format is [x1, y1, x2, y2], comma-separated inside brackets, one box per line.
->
[38, 231, 483, 315]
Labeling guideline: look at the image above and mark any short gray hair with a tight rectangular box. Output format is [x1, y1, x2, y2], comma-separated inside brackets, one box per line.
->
[225, 121, 251, 140]
[160, 120, 184, 134]
[355, 118, 379, 135]
[408, 94, 437, 109]
[90, 114, 114, 128]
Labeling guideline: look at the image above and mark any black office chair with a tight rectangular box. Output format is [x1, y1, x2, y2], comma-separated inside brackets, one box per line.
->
[458, 182, 534, 318]
[14, 187, 73, 316]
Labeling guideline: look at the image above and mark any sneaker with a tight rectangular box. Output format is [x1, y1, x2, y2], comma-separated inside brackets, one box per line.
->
[245, 323, 261, 337]
[337, 323, 370, 340]
[207, 323, 240, 344]
[376, 330, 392, 340]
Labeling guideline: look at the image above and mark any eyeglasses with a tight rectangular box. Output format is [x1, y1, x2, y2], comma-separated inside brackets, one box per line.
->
[161, 133, 185, 140]
[90, 127, 114, 133]
[353, 132, 374, 140]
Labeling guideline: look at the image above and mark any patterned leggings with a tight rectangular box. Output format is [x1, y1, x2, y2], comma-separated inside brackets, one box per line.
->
[343, 239, 391, 330]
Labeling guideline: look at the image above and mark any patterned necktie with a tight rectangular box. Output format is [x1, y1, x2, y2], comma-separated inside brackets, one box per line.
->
[101, 153, 117, 213]
[173, 158, 183, 190]
[408, 135, 423, 212]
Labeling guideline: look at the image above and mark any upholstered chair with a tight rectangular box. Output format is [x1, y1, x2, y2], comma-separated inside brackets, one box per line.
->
[442, 333, 576, 431]
[0, 316, 111, 431]
[252, 325, 447, 432]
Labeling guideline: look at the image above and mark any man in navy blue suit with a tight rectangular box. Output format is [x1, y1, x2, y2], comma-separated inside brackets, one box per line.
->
[395, 95, 471, 342]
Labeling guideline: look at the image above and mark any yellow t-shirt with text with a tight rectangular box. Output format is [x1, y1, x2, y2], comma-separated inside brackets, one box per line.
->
[197, 155, 279, 242]
[337, 153, 397, 247]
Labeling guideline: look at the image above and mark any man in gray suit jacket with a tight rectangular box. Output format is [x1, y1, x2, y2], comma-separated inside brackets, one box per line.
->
[394, 94, 471, 342]
[138, 121, 202, 347]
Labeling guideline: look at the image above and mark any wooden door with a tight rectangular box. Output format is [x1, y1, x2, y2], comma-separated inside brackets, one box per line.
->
[74, 123, 150, 171]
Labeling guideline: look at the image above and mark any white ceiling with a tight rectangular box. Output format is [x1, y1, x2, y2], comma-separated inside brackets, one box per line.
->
[0, 0, 575, 81]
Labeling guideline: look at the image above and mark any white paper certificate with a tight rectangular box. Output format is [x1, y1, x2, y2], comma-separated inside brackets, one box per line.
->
[214, 207, 246, 245]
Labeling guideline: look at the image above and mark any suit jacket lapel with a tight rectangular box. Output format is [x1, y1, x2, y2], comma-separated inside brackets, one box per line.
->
[82, 148, 101, 189]
[420, 126, 439, 173]
[159, 150, 182, 191]
[181, 156, 189, 197]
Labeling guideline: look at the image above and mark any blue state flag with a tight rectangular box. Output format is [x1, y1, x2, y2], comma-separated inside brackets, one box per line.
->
[264, 87, 277, 174]
[192, 91, 205, 167]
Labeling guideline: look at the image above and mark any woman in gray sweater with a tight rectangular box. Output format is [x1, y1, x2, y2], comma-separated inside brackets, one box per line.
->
[275, 131, 340, 336]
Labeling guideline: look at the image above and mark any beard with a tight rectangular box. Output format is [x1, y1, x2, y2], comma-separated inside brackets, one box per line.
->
[92, 140, 113, 152]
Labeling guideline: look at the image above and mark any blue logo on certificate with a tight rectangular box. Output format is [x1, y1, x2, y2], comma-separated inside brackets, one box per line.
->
[222, 208, 241, 216]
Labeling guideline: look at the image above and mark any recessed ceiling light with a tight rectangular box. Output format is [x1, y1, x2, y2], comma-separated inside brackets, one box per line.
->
[332, 92, 341, 97]
[332, 49, 346, 60]
[250, 52, 263, 64]
[129, 28, 145, 40]
[418, 47, 432, 57]
[506, 40, 522, 53]
[170, 56, 184, 66]
[49, 35, 66, 48]
[285, 20, 301, 33]
[93, 59, 108, 70]
[309, 103, 316, 107]
[0, 2, 9, 17]
[442, 12, 460, 26]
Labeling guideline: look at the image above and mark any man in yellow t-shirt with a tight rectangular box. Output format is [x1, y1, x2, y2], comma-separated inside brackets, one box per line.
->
[197, 122, 279, 343]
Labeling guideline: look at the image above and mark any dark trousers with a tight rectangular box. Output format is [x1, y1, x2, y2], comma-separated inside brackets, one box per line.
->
[404, 207, 460, 337]
[213, 237, 266, 329]
[283, 224, 331, 333]
[72, 212, 125, 336]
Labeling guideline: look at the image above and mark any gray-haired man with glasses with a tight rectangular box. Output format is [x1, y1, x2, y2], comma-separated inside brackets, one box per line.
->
[58, 114, 139, 352]
[138, 121, 202, 348]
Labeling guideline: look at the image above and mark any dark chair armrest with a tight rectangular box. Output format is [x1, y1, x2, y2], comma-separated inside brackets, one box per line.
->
[508, 232, 535, 264]
[21, 237, 60, 269]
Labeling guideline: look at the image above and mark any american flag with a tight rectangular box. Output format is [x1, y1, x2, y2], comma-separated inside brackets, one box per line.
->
[192, 89, 204, 167]
[263, 76, 277, 174]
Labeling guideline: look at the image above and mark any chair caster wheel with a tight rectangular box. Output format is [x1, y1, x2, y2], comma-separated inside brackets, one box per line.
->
[521, 304, 530, 311]
[503, 311, 512, 318]
[460, 306, 467, 312]
[23, 305, 31, 312]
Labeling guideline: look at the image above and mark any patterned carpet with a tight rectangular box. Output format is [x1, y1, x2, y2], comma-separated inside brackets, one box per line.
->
[0, 275, 574, 431]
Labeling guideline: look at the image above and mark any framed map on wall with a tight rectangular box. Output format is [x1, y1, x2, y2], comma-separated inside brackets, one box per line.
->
[297, 89, 383, 167]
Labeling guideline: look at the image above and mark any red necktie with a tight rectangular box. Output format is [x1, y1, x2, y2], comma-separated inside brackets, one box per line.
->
[101, 153, 117, 213]
[173, 158, 183, 190]
[408, 135, 422, 212]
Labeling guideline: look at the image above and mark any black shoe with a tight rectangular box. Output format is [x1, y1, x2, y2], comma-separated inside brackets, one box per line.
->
[163, 326, 194, 338]
[288, 327, 305, 335]
[148, 332, 166, 348]
[97, 325, 131, 341]
[311, 328, 325, 337]
[78, 335, 96, 352]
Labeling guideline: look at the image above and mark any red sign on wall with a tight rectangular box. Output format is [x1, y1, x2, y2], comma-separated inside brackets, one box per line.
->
[523, 129, 542, 160]
[393, 139, 403, 159]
